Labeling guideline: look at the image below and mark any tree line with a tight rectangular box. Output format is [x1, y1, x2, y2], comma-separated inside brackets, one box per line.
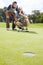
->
[0, 7, 43, 23]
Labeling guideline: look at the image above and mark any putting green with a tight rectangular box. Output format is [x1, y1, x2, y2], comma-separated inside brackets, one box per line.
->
[0, 23, 43, 65]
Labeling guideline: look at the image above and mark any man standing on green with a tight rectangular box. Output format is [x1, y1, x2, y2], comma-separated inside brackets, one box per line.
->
[6, 1, 18, 30]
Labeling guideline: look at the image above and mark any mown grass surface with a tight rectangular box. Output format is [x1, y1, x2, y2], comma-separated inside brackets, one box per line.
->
[0, 22, 43, 28]
[0, 22, 43, 65]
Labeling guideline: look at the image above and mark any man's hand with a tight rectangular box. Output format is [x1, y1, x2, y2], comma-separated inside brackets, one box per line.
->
[19, 11, 22, 15]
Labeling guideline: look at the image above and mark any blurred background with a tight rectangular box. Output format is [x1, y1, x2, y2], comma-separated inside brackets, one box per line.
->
[0, 0, 43, 23]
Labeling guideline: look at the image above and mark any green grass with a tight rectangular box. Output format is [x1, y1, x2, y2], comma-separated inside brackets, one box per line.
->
[0, 22, 43, 28]
[0, 22, 43, 65]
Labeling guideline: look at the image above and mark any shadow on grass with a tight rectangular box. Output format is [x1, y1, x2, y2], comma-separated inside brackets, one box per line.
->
[21, 30, 38, 34]
[9, 29, 38, 34]
[14, 30, 37, 34]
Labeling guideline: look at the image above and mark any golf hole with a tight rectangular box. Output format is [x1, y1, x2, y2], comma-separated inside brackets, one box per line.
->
[23, 52, 36, 57]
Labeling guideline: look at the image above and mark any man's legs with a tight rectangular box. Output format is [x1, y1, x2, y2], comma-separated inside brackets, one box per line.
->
[6, 18, 10, 30]
[23, 15, 30, 31]
[14, 17, 24, 30]
[19, 13, 30, 31]
[25, 18, 30, 30]
[12, 20, 16, 30]
[6, 11, 10, 30]
[14, 21, 23, 27]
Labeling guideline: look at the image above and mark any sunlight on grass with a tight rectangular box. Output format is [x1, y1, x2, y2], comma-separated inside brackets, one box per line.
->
[0, 23, 43, 65]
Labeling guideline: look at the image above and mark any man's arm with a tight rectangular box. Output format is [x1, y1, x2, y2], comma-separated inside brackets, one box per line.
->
[6, 5, 11, 18]
[19, 11, 28, 18]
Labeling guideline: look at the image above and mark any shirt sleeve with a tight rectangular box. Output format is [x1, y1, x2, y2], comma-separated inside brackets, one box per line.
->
[7, 5, 11, 10]
[16, 6, 18, 12]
